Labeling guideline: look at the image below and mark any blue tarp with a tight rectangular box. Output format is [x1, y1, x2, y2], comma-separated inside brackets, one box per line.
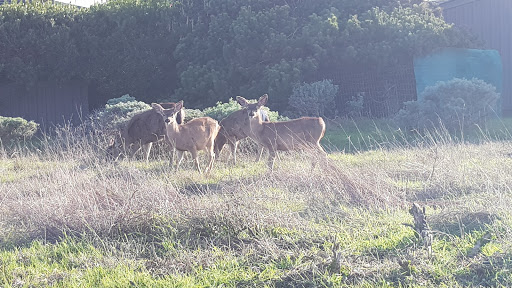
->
[414, 48, 503, 112]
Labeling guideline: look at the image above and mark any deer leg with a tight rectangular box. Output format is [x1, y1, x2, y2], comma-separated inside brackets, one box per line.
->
[311, 144, 328, 171]
[170, 148, 175, 167]
[165, 139, 177, 167]
[175, 150, 185, 172]
[129, 143, 141, 160]
[190, 150, 202, 174]
[205, 147, 216, 175]
[231, 140, 238, 165]
[268, 150, 277, 171]
[256, 145, 265, 162]
[142, 142, 153, 162]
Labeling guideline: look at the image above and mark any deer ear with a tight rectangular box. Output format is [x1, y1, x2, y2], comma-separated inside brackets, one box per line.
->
[151, 103, 164, 113]
[257, 94, 268, 107]
[175, 100, 184, 111]
[236, 96, 249, 107]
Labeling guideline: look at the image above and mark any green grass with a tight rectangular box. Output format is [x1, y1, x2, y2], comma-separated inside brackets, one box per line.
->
[1, 118, 512, 287]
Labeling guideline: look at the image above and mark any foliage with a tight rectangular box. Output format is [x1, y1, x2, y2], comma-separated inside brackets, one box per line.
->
[202, 98, 285, 121]
[345, 92, 365, 117]
[106, 94, 137, 105]
[202, 98, 242, 121]
[0, 0, 180, 107]
[173, 1, 477, 110]
[78, 0, 181, 107]
[287, 80, 338, 118]
[262, 106, 287, 122]
[0, 0, 477, 112]
[394, 78, 500, 130]
[89, 94, 150, 131]
[183, 108, 205, 122]
[0, 1, 81, 87]
[0, 116, 39, 143]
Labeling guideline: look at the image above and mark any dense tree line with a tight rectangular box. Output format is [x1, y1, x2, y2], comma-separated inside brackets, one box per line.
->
[0, 0, 476, 112]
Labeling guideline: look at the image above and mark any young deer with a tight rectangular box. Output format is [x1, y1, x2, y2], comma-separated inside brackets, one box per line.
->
[214, 109, 268, 165]
[107, 102, 185, 162]
[152, 101, 220, 174]
[236, 94, 326, 170]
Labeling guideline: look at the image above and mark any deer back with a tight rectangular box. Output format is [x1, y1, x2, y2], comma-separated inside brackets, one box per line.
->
[123, 109, 166, 145]
[257, 117, 326, 151]
[219, 109, 251, 141]
[168, 117, 220, 152]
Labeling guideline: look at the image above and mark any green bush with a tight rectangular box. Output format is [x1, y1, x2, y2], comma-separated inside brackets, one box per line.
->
[345, 92, 365, 117]
[202, 98, 241, 121]
[89, 94, 150, 131]
[0, 116, 39, 143]
[106, 94, 137, 105]
[183, 109, 205, 122]
[394, 78, 500, 130]
[288, 80, 338, 118]
[202, 98, 286, 122]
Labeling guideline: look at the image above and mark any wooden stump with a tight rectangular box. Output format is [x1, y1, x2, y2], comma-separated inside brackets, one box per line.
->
[409, 202, 433, 257]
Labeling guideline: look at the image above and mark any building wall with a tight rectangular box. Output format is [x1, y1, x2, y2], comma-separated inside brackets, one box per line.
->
[0, 81, 89, 128]
[440, 0, 512, 114]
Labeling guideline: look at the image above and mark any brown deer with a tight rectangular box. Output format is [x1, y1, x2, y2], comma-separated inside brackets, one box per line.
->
[214, 109, 268, 165]
[152, 101, 220, 174]
[236, 94, 326, 170]
[107, 102, 185, 162]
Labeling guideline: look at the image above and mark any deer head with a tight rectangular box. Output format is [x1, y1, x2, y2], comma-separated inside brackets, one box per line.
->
[236, 94, 268, 119]
[151, 101, 184, 124]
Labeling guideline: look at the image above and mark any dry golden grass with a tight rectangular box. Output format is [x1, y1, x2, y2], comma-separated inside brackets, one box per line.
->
[0, 123, 511, 287]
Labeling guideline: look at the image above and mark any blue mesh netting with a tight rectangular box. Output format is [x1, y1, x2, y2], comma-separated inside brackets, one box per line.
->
[414, 48, 502, 112]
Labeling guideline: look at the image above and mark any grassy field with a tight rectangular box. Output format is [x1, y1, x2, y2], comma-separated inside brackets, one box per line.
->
[1, 118, 512, 287]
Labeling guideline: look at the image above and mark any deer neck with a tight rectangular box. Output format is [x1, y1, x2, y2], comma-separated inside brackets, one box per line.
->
[165, 121, 181, 140]
[247, 116, 264, 139]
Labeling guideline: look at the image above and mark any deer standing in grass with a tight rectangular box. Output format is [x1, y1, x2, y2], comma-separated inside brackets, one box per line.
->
[152, 101, 220, 174]
[107, 103, 185, 162]
[215, 109, 269, 165]
[236, 94, 326, 170]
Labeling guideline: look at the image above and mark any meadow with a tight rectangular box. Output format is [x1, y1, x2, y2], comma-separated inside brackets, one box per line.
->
[1, 118, 512, 287]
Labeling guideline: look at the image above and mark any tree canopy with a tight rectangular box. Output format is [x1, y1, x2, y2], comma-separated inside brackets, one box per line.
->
[0, 0, 477, 111]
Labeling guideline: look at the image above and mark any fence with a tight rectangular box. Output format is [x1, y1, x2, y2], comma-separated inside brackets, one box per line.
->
[440, 0, 512, 115]
[0, 80, 89, 129]
[325, 63, 417, 118]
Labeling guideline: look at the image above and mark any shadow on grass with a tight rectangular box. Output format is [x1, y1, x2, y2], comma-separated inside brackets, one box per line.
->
[430, 211, 499, 238]
[455, 252, 512, 287]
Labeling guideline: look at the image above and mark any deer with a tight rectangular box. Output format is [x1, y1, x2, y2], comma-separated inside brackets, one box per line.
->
[151, 101, 220, 174]
[107, 102, 185, 162]
[236, 94, 326, 170]
[214, 109, 269, 165]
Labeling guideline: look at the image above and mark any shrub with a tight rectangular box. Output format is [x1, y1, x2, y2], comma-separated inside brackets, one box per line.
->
[183, 109, 205, 122]
[345, 92, 365, 117]
[89, 94, 150, 132]
[106, 94, 137, 105]
[202, 98, 286, 122]
[288, 80, 338, 118]
[394, 78, 500, 130]
[263, 107, 287, 122]
[0, 116, 39, 143]
[202, 98, 241, 121]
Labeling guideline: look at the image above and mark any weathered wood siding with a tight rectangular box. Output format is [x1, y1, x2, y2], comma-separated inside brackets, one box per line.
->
[0, 81, 89, 128]
[440, 0, 512, 114]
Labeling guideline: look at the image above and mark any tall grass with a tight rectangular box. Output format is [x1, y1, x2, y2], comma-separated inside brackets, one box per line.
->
[1, 118, 512, 287]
